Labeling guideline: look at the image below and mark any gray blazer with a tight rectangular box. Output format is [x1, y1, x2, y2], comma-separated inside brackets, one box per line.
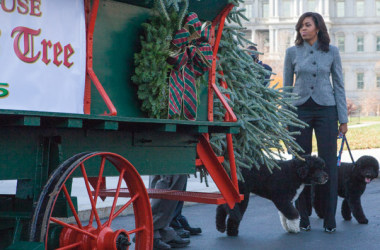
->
[283, 41, 348, 124]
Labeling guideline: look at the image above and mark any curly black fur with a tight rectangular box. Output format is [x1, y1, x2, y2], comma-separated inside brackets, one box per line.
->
[313, 155, 379, 224]
[216, 155, 328, 235]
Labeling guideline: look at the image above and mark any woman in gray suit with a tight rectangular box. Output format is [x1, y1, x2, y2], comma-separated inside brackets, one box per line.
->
[283, 12, 348, 233]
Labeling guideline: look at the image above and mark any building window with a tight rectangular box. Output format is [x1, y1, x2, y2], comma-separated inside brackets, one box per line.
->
[357, 36, 364, 52]
[356, 0, 364, 17]
[357, 73, 364, 89]
[245, 4, 253, 19]
[307, 0, 316, 11]
[262, 0, 269, 18]
[376, 0, 380, 16]
[337, 0, 345, 17]
[377, 75, 380, 88]
[377, 36, 380, 51]
[282, 0, 293, 17]
[337, 35, 345, 52]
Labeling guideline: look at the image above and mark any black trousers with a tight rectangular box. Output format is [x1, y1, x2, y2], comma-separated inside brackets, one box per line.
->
[291, 100, 338, 229]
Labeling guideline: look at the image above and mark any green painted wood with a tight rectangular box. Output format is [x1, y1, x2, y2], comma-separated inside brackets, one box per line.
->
[91, 0, 230, 119]
[57, 119, 83, 128]
[0, 127, 199, 179]
[84, 120, 119, 130]
[91, 1, 150, 117]
[112, 0, 230, 20]
[0, 110, 240, 133]
[157, 124, 177, 132]
[5, 241, 44, 250]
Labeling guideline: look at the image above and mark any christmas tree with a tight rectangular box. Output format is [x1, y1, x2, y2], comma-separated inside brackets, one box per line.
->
[132, 0, 305, 175]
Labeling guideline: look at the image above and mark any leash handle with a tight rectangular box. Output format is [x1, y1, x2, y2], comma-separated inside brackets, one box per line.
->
[337, 133, 345, 166]
[337, 133, 355, 167]
[344, 135, 355, 164]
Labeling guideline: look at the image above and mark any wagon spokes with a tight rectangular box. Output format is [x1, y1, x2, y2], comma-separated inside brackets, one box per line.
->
[88, 155, 106, 226]
[29, 152, 153, 249]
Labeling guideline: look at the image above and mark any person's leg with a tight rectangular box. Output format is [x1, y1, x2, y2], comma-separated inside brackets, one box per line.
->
[290, 107, 314, 229]
[151, 175, 190, 247]
[170, 179, 187, 230]
[314, 106, 338, 231]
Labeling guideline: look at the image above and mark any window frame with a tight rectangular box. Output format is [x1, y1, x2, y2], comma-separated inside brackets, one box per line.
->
[336, 0, 345, 17]
[337, 35, 345, 52]
[356, 0, 365, 17]
[356, 72, 364, 89]
[357, 36, 364, 52]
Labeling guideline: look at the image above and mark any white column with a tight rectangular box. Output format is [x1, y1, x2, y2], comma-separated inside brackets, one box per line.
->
[251, 30, 256, 44]
[365, 0, 375, 17]
[293, 0, 299, 17]
[324, 0, 330, 17]
[346, 32, 355, 53]
[269, 0, 275, 17]
[364, 68, 373, 90]
[274, 0, 279, 17]
[346, 0, 354, 17]
[253, 0, 259, 18]
[269, 28, 275, 53]
[318, 0, 323, 13]
[329, 0, 335, 17]
[366, 33, 375, 52]
[346, 65, 355, 91]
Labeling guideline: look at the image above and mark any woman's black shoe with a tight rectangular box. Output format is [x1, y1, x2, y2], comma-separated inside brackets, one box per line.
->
[324, 227, 336, 233]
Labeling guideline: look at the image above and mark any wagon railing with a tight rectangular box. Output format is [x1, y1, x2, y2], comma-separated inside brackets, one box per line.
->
[84, 0, 117, 116]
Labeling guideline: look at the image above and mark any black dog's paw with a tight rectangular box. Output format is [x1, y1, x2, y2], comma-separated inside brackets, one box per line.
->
[216, 205, 227, 233]
[357, 218, 369, 224]
[226, 218, 239, 236]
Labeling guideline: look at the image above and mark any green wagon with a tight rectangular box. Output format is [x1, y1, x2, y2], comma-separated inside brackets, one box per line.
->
[0, 0, 242, 249]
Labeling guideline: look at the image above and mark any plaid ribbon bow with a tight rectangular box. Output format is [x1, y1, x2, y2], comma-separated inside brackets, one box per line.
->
[168, 13, 213, 120]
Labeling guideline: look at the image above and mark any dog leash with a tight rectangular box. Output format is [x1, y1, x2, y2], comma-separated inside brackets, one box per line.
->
[337, 133, 355, 167]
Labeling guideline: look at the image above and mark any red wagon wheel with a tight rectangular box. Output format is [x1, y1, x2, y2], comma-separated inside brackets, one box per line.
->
[29, 152, 153, 249]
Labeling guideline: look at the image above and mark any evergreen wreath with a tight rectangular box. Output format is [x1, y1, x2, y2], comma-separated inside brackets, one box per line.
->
[132, 1, 191, 119]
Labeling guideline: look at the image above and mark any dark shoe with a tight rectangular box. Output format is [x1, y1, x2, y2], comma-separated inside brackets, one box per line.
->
[183, 225, 202, 235]
[175, 228, 190, 238]
[324, 227, 336, 233]
[153, 238, 171, 249]
[300, 225, 311, 231]
[166, 238, 190, 248]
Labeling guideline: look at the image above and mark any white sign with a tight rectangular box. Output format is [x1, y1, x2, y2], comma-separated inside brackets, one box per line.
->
[0, 0, 86, 114]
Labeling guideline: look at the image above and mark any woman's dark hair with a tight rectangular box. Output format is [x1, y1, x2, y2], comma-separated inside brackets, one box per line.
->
[295, 12, 330, 52]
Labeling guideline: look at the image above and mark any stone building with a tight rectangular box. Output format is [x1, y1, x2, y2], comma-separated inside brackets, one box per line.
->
[242, 0, 380, 115]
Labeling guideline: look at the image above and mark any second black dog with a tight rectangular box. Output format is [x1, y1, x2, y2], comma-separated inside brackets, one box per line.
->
[216, 155, 328, 236]
[313, 155, 379, 224]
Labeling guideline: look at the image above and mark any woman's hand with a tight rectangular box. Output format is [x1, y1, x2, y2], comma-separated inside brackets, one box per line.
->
[339, 123, 348, 135]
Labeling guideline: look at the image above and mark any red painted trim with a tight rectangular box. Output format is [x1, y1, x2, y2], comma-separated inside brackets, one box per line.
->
[84, 0, 117, 116]
[208, 4, 234, 121]
[197, 134, 241, 208]
[211, 83, 237, 122]
[218, 70, 238, 189]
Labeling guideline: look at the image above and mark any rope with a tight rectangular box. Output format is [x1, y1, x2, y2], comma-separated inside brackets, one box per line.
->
[337, 133, 355, 167]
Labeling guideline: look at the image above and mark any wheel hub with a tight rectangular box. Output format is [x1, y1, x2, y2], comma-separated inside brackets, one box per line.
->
[60, 225, 130, 250]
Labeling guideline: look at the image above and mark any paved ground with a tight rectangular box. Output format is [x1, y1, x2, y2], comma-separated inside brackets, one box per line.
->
[111, 175, 380, 250]
[101, 148, 380, 250]
[1, 147, 379, 249]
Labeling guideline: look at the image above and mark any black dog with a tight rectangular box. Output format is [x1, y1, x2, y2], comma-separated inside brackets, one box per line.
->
[216, 155, 328, 235]
[313, 155, 379, 224]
